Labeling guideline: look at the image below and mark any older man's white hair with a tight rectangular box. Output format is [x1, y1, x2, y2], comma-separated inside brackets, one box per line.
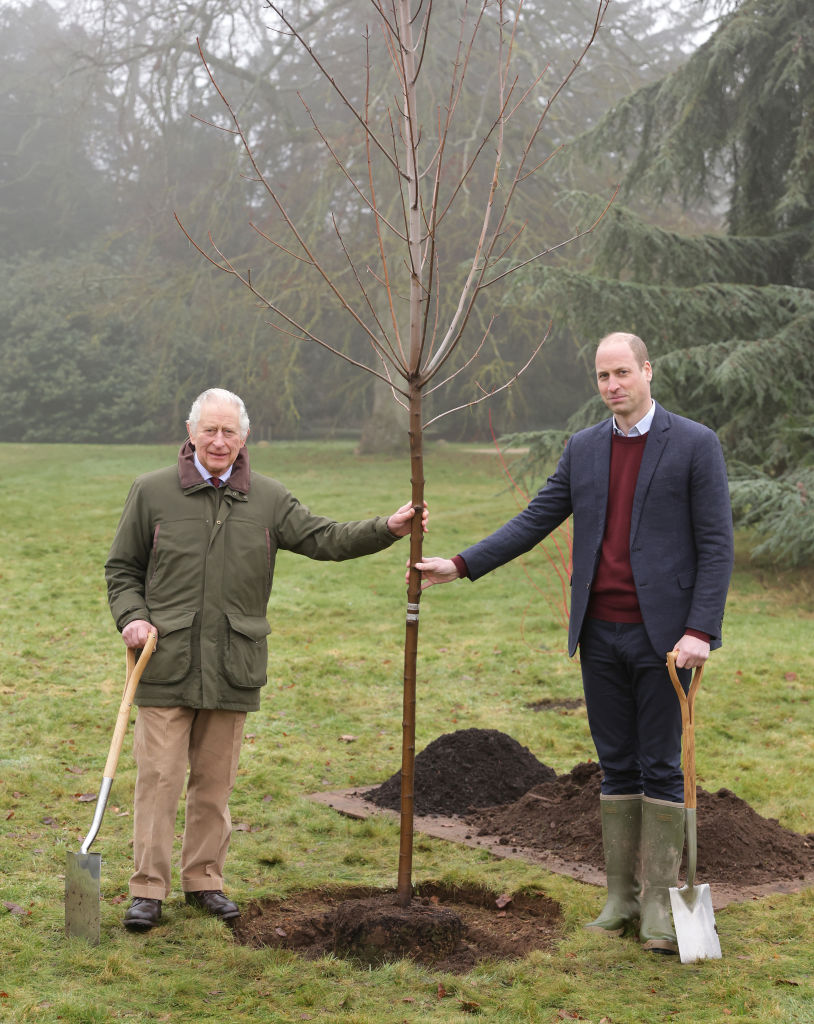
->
[188, 388, 250, 439]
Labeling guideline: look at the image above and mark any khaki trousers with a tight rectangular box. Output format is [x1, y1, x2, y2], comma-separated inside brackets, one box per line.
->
[130, 706, 246, 899]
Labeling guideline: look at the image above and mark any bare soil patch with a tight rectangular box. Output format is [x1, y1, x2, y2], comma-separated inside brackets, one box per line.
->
[525, 696, 585, 712]
[232, 882, 562, 972]
[467, 760, 814, 888]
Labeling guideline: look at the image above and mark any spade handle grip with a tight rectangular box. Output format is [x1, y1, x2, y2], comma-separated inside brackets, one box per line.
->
[666, 651, 704, 811]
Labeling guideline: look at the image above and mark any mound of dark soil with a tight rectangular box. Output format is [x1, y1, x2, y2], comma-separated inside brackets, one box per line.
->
[364, 728, 556, 817]
[232, 882, 562, 972]
[467, 761, 814, 887]
[469, 761, 606, 866]
[364, 728, 813, 888]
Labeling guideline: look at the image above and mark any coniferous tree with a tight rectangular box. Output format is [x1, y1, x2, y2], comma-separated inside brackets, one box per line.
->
[510, 0, 814, 565]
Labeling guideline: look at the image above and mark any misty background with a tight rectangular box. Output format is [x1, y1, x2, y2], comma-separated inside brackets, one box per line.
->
[2, 0, 811, 560]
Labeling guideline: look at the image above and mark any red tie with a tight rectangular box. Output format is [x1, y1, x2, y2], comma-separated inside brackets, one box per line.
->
[211, 477, 222, 488]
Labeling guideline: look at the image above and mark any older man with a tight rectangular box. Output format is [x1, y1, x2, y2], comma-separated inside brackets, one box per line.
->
[106, 387, 424, 932]
[416, 333, 734, 954]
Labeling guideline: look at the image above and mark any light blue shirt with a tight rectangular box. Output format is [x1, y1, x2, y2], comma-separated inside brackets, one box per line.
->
[193, 451, 234, 486]
[613, 400, 655, 437]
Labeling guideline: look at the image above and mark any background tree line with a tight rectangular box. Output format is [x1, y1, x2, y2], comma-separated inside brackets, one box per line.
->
[1, 0, 811, 560]
[1, 0, 703, 441]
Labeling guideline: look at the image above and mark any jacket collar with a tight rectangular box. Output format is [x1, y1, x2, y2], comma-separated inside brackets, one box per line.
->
[177, 440, 251, 494]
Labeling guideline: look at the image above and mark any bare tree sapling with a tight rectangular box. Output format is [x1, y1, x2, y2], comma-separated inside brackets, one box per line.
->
[177, 0, 614, 907]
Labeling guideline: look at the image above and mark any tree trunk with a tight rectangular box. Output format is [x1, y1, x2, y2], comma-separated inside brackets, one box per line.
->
[394, 0, 426, 908]
[397, 380, 424, 906]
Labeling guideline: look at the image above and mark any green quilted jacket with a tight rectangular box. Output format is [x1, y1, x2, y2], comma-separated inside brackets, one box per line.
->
[105, 442, 399, 711]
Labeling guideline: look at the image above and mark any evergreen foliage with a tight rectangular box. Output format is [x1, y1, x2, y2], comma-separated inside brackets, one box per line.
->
[586, 0, 813, 268]
[728, 466, 814, 566]
[509, 0, 814, 564]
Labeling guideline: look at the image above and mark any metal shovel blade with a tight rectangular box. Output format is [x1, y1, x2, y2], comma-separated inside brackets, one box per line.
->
[669, 880, 721, 963]
[65, 851, 102, 945]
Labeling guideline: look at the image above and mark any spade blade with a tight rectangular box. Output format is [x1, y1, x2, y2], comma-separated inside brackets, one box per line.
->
[669, 881, 722, 964]
[65, 851, 101, 945]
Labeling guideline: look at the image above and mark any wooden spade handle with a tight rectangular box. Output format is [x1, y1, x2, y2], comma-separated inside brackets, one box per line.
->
[102, 632, 157, 780]
[666, 651, 704, 811]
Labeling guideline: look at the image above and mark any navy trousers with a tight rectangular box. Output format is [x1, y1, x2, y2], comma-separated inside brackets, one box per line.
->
[578, 618, 690, 803]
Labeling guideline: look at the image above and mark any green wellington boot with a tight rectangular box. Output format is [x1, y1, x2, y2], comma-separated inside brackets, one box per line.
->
[585, 794, 642, 936]
[639, 796, 685, 953]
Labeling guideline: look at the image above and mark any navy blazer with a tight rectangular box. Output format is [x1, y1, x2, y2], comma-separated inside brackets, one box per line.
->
[461, 403, 734, 659]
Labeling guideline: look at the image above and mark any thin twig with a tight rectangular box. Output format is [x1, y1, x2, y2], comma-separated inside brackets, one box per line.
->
[423, 323, 550, 428]
[482, 186, 619, 288]
[175, 211, 409, 395]
[297, 92, 404, 240]
[266, 3, 405, 179]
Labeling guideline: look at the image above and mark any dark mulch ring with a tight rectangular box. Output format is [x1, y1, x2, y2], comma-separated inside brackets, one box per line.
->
[232, 881, 562, 973]
[233, 729, 814, 969]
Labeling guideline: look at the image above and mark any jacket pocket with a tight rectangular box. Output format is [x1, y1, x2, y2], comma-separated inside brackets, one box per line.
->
[223, 612, 271, 689]
[677, 569, 696, 590]
[140, 609, 197, 684]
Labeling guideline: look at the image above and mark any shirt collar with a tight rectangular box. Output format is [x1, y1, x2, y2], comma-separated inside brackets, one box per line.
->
[193, 451, 234, 485]
[613, 400, 655, 437]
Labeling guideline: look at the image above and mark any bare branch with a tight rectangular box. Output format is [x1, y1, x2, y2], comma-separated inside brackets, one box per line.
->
[364, 26, 408, 367]
[189, 113, 239, 136]
[419, 1, 518, 378]
[260, 316, 406, 391]
[330, 212, 406, 373]
[265, 2, 405, 179]
[423, 322, 552, 429]
[296, 91, 405, 241]
[249, 221, 315, 266]
[413, 1, 489, 371]
[421, 1, 612, 379]
[192, 38, 400, 373]
[424, 319, 493, 397]
[517, 142, 564, 184]
[371, 341, 411, 413]
[482, 185, 619, 287]
[483, 0, 612, 258]
[175, 211, 408, 395]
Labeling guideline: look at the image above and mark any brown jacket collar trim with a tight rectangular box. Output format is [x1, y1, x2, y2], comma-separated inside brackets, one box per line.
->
[177, 440, 251, 494]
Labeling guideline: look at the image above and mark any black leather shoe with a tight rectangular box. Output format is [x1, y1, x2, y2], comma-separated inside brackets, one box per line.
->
[123, 897, 162, 932]
[185, 889, 240, 921]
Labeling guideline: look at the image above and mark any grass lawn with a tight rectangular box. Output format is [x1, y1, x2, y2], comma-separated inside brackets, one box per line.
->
[1, 440, 812, 1024]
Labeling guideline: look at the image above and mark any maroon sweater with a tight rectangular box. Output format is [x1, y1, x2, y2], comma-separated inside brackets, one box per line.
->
[587, 433, 647, 622]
